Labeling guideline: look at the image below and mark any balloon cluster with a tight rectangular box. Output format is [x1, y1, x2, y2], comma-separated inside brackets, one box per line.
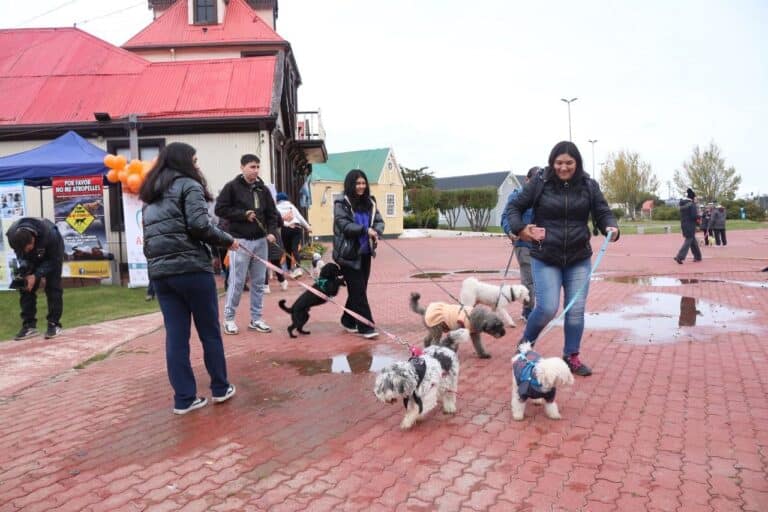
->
[103, 154, 154, 194]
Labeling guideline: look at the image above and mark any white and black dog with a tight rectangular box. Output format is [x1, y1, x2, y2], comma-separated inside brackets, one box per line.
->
[510, 342, 574, 421]
[459, 277, 530, 327]
[278, 262, 345, 338]
[374, 329, 469, 429]
[410, 292, 506, 358]
[310, 252, 325, 279]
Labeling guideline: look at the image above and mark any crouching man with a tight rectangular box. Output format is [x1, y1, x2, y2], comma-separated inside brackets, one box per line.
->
[6, 217, 65, 340]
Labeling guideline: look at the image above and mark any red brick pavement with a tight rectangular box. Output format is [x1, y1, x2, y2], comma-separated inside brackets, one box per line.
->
[0, 229, 766, 511]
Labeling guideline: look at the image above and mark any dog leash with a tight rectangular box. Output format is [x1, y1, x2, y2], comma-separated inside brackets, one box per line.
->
[235, 244, 417, 353]
[535, 231, 614, 341]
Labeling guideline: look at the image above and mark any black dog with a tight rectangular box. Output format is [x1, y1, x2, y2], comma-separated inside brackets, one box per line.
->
[278, 262, 345, 338]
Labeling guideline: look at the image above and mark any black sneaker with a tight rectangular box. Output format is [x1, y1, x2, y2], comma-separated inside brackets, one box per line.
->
[45, 325, 62, 339]
[564, 353, 592, 377]
[14, 326, 39, 341]
[673, 257, 683, 264]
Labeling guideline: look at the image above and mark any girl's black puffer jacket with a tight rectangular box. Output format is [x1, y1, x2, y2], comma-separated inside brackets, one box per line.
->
[505, 167, 619, 267]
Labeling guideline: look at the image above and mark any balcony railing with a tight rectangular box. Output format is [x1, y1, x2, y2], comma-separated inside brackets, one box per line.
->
[296, 111, 326, 142]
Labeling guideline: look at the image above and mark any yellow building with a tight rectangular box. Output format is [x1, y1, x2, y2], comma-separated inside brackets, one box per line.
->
[308, 148, 405, 237]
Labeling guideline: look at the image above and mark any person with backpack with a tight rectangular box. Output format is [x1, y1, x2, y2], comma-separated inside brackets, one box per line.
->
[501, 166, 540, 321]
[504, 141, 619, 377]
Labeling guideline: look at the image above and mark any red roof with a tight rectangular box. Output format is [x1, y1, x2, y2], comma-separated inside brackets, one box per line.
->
[123, 0, 284, 49]
[0, 28, 276, 125]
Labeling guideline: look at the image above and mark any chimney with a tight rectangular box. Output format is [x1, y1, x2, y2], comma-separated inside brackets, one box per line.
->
[148, 0, 179, 19]
[247, 0, 278, 30]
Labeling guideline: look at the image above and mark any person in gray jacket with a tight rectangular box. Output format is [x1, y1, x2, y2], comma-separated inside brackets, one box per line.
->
[332, 170, 385, 338]
[710, 204, 727, 246]
[140, 142, 238, 415]
[674, 188, 702, 264]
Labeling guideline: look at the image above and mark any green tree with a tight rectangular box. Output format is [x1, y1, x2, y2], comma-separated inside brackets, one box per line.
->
[600, 150, 659, 220]
[406, 187, 440, 228]
[401, 166, 434, 189]
[437, 190, 461, 229]
[673, 142, 741, 202]
[458, 187, 497, 231]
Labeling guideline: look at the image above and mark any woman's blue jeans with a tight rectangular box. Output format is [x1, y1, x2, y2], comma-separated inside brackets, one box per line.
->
[522, 257, 592, 357]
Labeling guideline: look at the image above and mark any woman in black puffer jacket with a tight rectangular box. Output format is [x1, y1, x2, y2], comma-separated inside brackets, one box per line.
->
[140, 142, 238, 415]
[505, 141, 620, 377]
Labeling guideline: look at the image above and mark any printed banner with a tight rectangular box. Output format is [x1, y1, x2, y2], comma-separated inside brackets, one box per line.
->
[122, 192, 148, 288]
[0, 181, 26, 291]
[53, 176, 112, 279]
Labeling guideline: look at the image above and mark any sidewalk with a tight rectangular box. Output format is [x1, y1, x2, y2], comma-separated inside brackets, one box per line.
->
[0, 229, 766, 511]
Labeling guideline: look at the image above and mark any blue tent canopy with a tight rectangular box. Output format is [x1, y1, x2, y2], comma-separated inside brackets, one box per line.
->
[0, 131, 108, 187]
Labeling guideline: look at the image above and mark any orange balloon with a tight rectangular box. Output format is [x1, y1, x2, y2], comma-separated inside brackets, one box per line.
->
[106, 169, 119, 183]
[141, 160, 153, 176]
[126, 173, 142, 194]
[103, 154, 116, 169]
[118, 169, 129, 184]
[113, 155, 127, 171]
[128, 159, 143, 174]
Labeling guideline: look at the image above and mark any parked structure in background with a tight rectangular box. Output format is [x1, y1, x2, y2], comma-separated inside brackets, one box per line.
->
[308, 149, 405, 238]
[433, 171, 523, 228]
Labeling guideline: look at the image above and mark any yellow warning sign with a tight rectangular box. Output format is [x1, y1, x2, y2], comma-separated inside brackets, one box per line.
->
[66, 204, 95, 234]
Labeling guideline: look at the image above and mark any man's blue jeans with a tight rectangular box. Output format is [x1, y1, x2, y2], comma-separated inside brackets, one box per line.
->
[522, 257, 592, 357]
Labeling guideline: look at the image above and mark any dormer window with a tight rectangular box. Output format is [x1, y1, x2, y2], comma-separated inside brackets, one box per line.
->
[194, 0, 217, 24]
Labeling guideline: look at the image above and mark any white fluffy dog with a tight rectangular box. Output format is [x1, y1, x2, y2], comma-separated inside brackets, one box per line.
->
[310, 252, 325, 279]
[459, 277, 530, 327]
[510, 342, 574, 421]
[374, 329, 469, 429]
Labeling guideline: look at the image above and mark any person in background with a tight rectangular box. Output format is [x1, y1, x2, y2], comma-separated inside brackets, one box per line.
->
[502, 166, 540, 321]
[674, 188, 702, 264]
[139, 142, 237, 415]
[215, 154, 279, 335]
[145, 279, 155, 301]
[505, 141, 620, 377]
[275, 192, 312, 278]
[710, 204, 727, 246]
[264, 213, 287, 293]
[332, 169, 385, 339]
[6, 217, 65, 340]
[700, 204, 712, 246]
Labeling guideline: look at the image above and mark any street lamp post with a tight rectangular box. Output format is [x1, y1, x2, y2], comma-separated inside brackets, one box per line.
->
[588, 139, 598, 177]
[560, 97, 578, 140]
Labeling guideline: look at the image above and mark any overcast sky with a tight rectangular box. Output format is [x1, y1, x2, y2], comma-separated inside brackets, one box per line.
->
[1, 0, 766, 197]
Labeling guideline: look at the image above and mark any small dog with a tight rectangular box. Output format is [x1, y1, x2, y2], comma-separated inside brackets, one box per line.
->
[374, 328, 469, 429]
[310, 252, 325, 279]
[278, 262, 345, 338]
[510, 342, 574, 421]
[459, 277, 530, 327]
[410, 292, 506, 359]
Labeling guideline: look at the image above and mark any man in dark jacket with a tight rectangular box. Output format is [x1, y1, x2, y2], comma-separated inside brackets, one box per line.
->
[215, 154, 279, 335]
[674, 188, 702, 264]
[6, 217, 65, 340]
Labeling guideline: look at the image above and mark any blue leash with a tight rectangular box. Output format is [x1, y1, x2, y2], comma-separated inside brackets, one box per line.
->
[536, 231, 614, 340]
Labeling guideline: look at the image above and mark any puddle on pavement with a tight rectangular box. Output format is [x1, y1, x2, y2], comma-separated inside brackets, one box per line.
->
[576, 292, 757, 344]
[597, 275, 766, 288]
[275, 349, 397, 376]
[411, 269, 510, 279]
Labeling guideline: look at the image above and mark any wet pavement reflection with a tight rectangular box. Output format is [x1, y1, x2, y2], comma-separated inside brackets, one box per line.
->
[597, 275, 766, 288]
[276, 349, 398, 376]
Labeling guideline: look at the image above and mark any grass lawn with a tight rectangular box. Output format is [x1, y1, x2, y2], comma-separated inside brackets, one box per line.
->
[0, 285, 159, 342]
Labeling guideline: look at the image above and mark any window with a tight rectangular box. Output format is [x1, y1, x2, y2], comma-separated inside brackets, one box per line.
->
[194, 0, 217, 24]
[386, 193, 396, 216]
[331, 192, 343, 208]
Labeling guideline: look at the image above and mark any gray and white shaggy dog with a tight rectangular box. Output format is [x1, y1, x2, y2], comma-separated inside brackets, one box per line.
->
[374, 328, 469, 429]
[511, 342, 574, 421]
[409, 292, 506, 358]
[459, 277, 530, 327]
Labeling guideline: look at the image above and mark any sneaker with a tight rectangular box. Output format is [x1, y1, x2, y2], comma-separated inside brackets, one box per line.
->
[223, 320, 239, 335]
[280, 280, 288, 291]
[342, 325, 358, 334]
[212, 384, 236, 404]
[359, 331, 379, 339]
[44, 325, 62, 339]
[263, 285, 271, 294]
[564, 353, 592, 377]
[173, 397, 207, 415]
[145, 294, 155, 301]
[14, 326, 39, 341]
[248, 319, 272, 333]
[291, 268, 303, 279]
[673, 257, 683, 264]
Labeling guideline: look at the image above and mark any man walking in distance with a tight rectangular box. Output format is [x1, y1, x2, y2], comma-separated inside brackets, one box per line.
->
[6, 217, 65, 340]
[215, 154, 279, 334]
[674, 188, 702, 264]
